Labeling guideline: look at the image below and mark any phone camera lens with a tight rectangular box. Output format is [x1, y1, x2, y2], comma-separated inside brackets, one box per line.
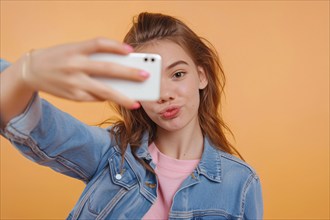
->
[144, 57, 148, 62]
[151, 58, 155, 62]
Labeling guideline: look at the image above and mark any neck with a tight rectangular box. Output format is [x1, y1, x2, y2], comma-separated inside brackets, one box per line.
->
[154, 120, 204, 160]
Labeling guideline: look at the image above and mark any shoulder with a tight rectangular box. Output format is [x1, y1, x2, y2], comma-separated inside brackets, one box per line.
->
[201, 139, 259, 184]
[220, 151, 257, 174]
[217, 150, 260, 183]
[216, 151, 263, 218]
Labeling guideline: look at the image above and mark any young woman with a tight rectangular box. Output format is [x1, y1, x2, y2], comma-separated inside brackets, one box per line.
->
[0, 12, 263, 219]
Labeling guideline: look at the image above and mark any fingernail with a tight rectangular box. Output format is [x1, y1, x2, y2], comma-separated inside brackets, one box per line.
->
[139, 71, 150, 78]
[124, 44, 134, 52]
[131, 102, 141, 110]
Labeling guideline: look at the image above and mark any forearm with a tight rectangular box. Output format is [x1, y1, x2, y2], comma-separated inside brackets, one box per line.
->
[1, 38, 144, 119]
[2, 94, 113, 182]
[0, 57, 35, 126]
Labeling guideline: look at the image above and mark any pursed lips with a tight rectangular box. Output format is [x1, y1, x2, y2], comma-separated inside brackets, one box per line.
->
[159, 106, 181, 119]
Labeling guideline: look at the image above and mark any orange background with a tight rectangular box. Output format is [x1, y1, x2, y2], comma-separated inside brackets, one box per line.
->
[1, 1, 329, 219]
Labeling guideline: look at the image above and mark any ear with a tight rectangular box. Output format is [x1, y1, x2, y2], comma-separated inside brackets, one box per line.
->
[197, 66, 208, 89]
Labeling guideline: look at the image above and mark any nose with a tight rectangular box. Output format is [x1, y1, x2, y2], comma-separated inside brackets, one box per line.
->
[157, 79, 175, 104]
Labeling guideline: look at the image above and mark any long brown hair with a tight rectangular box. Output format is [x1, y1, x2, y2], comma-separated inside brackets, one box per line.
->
[109, 12, 243, 168]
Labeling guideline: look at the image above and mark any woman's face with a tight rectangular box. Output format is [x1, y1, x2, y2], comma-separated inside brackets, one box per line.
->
[139, 40, 208, 132]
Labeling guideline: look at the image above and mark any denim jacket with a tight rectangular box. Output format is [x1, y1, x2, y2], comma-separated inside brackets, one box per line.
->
[0, 60, 263, 220]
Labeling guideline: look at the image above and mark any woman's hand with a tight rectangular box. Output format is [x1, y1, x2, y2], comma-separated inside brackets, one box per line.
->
[21, 38, 146, 109]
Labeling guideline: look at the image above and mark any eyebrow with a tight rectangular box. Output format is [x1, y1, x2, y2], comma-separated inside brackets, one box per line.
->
[166, 60, 189, 70]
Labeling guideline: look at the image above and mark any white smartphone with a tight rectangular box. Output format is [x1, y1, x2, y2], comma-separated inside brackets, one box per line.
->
[89, 53, 162, 101]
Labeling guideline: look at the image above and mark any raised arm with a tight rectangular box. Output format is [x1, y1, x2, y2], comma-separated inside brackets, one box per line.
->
[0, 38, 147, 182]
[0, 38, 146, 126]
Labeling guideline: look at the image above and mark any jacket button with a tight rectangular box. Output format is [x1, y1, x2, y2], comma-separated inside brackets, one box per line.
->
[145, 182, 156, 188]
[115, 174, 122, 180]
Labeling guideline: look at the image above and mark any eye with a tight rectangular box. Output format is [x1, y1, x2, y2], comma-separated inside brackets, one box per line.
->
[172, 71, 186, 79]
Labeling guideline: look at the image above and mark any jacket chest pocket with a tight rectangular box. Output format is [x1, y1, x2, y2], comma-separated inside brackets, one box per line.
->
[87, 152, 138, 216]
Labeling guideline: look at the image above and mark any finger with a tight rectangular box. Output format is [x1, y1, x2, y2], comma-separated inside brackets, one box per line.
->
[38, 82, 99, 102]
[77, 75, 141, 109]
[96, 90, 140, 109]
[77, 38, 133, 55]
[36, 75, 100, 102]
[63, 89, 100, 102]
[81, 60, 149, 82]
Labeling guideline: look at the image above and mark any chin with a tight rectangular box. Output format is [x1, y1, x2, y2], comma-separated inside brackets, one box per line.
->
[156, 120, 186, 132]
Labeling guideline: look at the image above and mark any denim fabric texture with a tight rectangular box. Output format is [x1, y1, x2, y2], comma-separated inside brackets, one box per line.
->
[0, 60, 263, 220]
[0, 59, 11, 71]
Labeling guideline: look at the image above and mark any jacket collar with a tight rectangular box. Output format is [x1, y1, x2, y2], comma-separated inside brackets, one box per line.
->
[197, 137, 222, 183]
[135, 132, 222, 183]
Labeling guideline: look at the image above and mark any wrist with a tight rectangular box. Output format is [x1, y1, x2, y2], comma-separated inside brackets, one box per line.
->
[19, 50, 37, 91]
[0, 55, 36, 125]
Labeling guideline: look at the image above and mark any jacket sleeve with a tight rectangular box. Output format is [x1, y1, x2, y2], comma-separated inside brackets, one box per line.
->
[1, 60, 113, 183]
[243, 174, 264, 219]
[0, 59, 11, 71]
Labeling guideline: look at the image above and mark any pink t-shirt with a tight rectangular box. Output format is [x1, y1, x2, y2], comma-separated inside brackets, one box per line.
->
[143, 143, 200, 220]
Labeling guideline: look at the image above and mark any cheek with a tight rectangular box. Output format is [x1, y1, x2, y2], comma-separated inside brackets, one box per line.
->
[140, 102, 156, 117]
[180, 82, 201, 112]
[177, 80, 200, 101]
[139, 101, 150, 109]
[176, 82, 193, 96]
